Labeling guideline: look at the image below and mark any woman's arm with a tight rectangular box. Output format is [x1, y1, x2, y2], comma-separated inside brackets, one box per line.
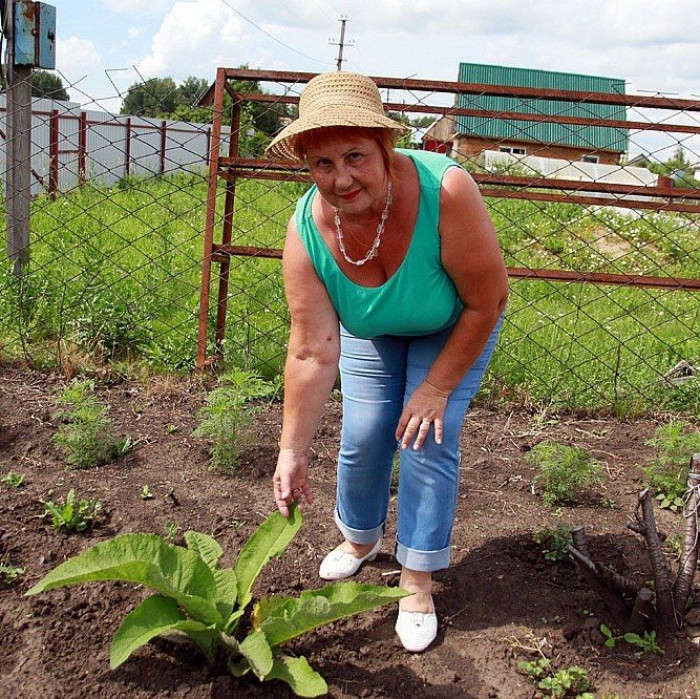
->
[274, 215, 341, 516]
[395, 166, 509, 450]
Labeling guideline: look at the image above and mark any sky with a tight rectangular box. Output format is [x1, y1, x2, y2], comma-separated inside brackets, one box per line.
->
[54, 0, 700, 158]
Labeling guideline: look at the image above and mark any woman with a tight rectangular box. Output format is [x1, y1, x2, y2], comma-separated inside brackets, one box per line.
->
[266, 71, 508, 652]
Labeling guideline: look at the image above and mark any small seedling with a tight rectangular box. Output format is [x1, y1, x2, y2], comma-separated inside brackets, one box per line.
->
[532, 522, 573, 562]
[43, 488, 102, 533]
[2, 471, 26, 487]
[0, 560, 25, 584]
[643, 421, 700, 510]
[526, 441, 602, 506]
[518, 657, 594, 698]
[194, 370, 275, 472]
[53, 379, 133, 469]
[164, 521, 181, 541]
[139, 485, 154, 500]
[600, 624, 663, 656]
[165, 423, 179, 434]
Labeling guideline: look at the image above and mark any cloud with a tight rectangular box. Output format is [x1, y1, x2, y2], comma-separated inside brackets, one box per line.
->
[102, 0, 170, 13]
[59, 37, 101, 80]
[128, 27, 143, 39]
[137, 0, 250, 80]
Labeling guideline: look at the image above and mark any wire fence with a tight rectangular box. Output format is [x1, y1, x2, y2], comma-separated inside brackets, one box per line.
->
[1, 67, 699, 414]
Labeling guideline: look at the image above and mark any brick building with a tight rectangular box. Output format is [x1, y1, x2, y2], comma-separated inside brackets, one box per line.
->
[423, 63, 628, 165]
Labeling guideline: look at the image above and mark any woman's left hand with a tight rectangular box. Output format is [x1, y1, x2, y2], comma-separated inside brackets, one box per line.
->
[395, 381, 451, 450]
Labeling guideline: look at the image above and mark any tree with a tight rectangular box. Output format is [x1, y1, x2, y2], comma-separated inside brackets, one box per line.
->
[0, 69, 69, 101]
[120, 77, 180, 118]
[119, 71, 290, 156]
[642, 145, 700, 188]
[31, 70, 69, 101]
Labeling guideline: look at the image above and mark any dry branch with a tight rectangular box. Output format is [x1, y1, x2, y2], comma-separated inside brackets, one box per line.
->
[672, 459, 700, 614]
[568, 543, 628, 627]
[635, 488, 677, 633]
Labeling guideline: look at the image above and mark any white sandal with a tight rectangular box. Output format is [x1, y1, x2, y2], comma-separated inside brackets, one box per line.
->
[318, 539, 382, 580]
[395, 594, 437, 652]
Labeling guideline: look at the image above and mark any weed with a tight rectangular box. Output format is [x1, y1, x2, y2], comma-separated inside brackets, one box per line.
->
[532, 523, 573, 562]
[140, 485, 154, 500]
[164, 522, 181, 541]
[2, 471, 26, 487]
[600, 624, 664, 656]
[193, 370, 276, 472]
[0, 559, 25, 584]
[27, 506, 407, 696]
[53, 379, 133, 469]
[642, 421, 700, 510]
[43, 488, 102, 533]
[526, 441, 602, 506]
[518, 657, 594, 698]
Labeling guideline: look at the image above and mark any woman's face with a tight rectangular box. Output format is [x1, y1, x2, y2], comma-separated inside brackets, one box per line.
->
[305, 131, 389, 217]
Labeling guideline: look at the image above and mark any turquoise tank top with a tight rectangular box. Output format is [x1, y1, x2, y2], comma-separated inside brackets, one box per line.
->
[294, 149, 463, 339]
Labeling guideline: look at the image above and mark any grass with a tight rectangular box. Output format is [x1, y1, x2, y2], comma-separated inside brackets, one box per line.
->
[0, 172, 698, 414]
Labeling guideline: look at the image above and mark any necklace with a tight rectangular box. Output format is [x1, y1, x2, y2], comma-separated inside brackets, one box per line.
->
[333, 182, 392, 267]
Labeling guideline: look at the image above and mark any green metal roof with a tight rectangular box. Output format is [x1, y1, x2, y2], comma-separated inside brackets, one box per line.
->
[456, 63, 628, 152]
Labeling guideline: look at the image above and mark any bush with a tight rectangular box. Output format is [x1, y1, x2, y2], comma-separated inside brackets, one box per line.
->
[527, 441, 602, 506]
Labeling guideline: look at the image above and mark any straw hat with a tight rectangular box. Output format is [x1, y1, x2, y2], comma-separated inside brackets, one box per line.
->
[265, 71, 410, 163]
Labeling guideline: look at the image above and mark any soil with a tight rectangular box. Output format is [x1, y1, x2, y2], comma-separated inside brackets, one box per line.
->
[1, 364, 699, 699]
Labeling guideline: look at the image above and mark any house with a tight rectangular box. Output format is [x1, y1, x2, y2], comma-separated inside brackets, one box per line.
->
[423, 63, 628, 166]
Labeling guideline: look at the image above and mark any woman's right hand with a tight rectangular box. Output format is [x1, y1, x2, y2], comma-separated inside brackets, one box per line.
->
[273, 448, 314, 517]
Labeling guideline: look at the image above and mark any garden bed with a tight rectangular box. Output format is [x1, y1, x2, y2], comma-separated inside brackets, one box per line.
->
[0, 364, 698, 698]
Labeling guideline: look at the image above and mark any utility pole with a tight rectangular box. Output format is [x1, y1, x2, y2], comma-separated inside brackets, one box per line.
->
[329, 17, 353, 71]
[4, 0, 33, 276]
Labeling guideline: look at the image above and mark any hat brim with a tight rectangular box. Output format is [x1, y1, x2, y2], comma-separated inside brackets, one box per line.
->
[265, 106, 410, 163]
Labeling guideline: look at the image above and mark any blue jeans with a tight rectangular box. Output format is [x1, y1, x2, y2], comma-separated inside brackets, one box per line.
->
[335, 318, 502, 572]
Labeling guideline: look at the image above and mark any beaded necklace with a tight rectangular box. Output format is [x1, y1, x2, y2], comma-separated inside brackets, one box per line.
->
[332, 182, 392, 267]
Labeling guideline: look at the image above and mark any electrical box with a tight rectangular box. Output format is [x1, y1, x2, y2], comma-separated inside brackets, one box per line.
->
[14, 1, 56, 69]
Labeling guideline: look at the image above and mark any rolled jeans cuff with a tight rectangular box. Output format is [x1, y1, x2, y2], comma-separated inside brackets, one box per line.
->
[395, 540, 451, 572]
[335, 509, 384, 545]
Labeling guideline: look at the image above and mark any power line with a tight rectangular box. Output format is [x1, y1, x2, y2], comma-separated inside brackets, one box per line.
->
[217, 0, 331, 66]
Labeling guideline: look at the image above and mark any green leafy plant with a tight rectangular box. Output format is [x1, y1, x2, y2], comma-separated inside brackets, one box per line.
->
[518, 657, 593, 698]
[194, 370, 276, 472]
[163, 521, 181, 541]
[643, 421, 700, 510]
[1, 471, 26, 487]
[27, 506, 406, 697]
[526, 441, 602, 506]
[600, 624, 663, 656]
[140, 484, 154, 500]
[43, 488, 102, 533]
[0, 560, 25, 584]
[53, 379, 133, 469]
[532, 522, 574, 562]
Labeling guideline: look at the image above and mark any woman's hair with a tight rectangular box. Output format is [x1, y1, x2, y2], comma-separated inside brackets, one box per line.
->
[293, 126, 398, 179]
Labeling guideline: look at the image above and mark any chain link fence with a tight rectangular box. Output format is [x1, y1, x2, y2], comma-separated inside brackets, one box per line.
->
[1, 67, 698, 414]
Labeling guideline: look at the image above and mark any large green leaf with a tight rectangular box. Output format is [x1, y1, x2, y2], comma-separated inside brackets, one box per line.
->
[26, 533, 221, 624]
[259, 582, 408, 647]
[234, 506, 302, 610]
[267, 653, 328, 697]
[184, 531, 223, 570]
[238, 627, 273, 679]
[213, 567, 238, 620]
[110, 593, 216, 668]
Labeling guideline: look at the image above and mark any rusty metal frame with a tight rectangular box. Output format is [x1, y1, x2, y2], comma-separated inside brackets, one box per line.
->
[196, 68, 700, 369]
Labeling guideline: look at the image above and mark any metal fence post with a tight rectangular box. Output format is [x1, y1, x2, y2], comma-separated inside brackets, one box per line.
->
[159, 119, 167, 175]
[124, 117, 131, 178]
[48, 108, 59, 197]
[78, 111, 87, 186]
